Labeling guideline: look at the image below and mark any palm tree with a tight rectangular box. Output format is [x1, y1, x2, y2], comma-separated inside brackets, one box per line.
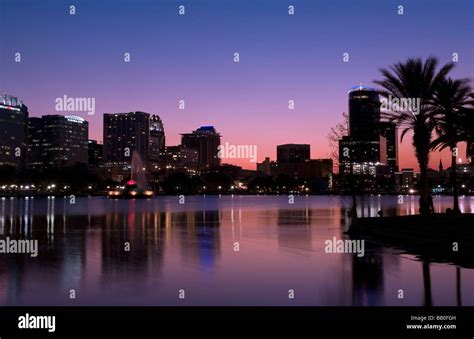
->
[422, 262, 432, 306]
[459, 95, 474, 162]
[430, 78, 474, 213]
[456, 267, 462, 306]
[374, 57, 454, 215]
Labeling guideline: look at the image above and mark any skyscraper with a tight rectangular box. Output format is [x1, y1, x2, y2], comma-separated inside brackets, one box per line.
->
[339, 86, 393, 176]
[88, 139, 103, 167]
[276, 144, 310, 163]
[0, 94, 28, 168]
[380, 121, 399, 173]
[149, 114, 165, 168]
[348, 85, 381, 141]
[181, 126, 221, 168]
[338, 137, 386, 175]
[103, 111, 150, 167]
[27, 115, 89, 169]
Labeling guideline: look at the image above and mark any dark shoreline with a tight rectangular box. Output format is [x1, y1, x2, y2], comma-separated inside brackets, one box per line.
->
[1, 192, 474, 197]
[349, 213, 474, 268]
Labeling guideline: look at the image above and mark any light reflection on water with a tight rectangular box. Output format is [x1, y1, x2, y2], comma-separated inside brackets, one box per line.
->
[0, 195, 472, 306]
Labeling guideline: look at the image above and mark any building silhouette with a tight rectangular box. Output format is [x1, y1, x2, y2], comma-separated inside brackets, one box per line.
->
[257, 143, 333, 191]
[149, 114, 166, 170]
[0, 94, 28, 168]
[164, 145, 199, 172]
[338, 137, 386, 175]
[467, 142, 474, 165]
[339, 86, 397, 178]
[348, 86, 381, 141]
[103, 111, 150, 169]
[88, 139, 103, 167]
[395, 168, 416, 193]
[258, 156, 332, 181]
[181, 126, 221, 168]
[380, 121, 399, 173]
[277, 144, 310, 163]
[27, 114, 88, 169]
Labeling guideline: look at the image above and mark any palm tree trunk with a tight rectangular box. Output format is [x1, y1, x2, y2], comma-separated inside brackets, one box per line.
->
[419, 166, 429, 215]
[418, 151, 430, 215]
[422, 262, 432, 306]
[456, 267, 462, 306]
[451, 144, 460, 213]
[416, 129, 431, 216]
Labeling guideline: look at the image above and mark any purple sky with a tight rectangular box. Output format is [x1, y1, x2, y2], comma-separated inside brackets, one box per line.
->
[1, 0, 473, 169]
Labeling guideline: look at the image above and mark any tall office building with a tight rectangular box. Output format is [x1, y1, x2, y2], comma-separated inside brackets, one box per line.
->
[165, 145, 199, 172]
[181, 126, 221, 168]
[103, 111, 150, 167]
[348, 85, 381, 140]
[27, 115, 88, 169]
[0, 94, 29, 168]
[339, 86, 393, 176]
[276, 144, 310, 163]
[338, 137, 386, 175]
[149, 114, 165, 168]
[380, 121, 399, 173]
[88, 140, 103, 167]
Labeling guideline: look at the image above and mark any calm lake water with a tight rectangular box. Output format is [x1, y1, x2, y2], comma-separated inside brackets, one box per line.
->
[0, 195, 473, 306]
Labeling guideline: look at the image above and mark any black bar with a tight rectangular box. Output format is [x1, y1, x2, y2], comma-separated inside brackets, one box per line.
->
[0, 307, 473, 338]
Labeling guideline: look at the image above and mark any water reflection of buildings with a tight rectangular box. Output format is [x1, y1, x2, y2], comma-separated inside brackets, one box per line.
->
[101, 202, 166, 284]
[351, 247, 384, 306]
[0, 197, 87, 304]
[171, 210, 221, 271]
[350, 238, 408, 306]
[276, 209, 312, 251]
[0, 198, 224, 304]
[101, 206, 221, 281]
[0, 196, 470, 306]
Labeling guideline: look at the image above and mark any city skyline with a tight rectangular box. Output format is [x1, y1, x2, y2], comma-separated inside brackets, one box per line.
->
[2, 89, 470, 173]
[2, 0, 473, 170]
[1, 2, 474, 334]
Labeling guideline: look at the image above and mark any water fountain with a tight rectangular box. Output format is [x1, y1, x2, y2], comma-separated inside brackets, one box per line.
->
[108, 151, 153, 198]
